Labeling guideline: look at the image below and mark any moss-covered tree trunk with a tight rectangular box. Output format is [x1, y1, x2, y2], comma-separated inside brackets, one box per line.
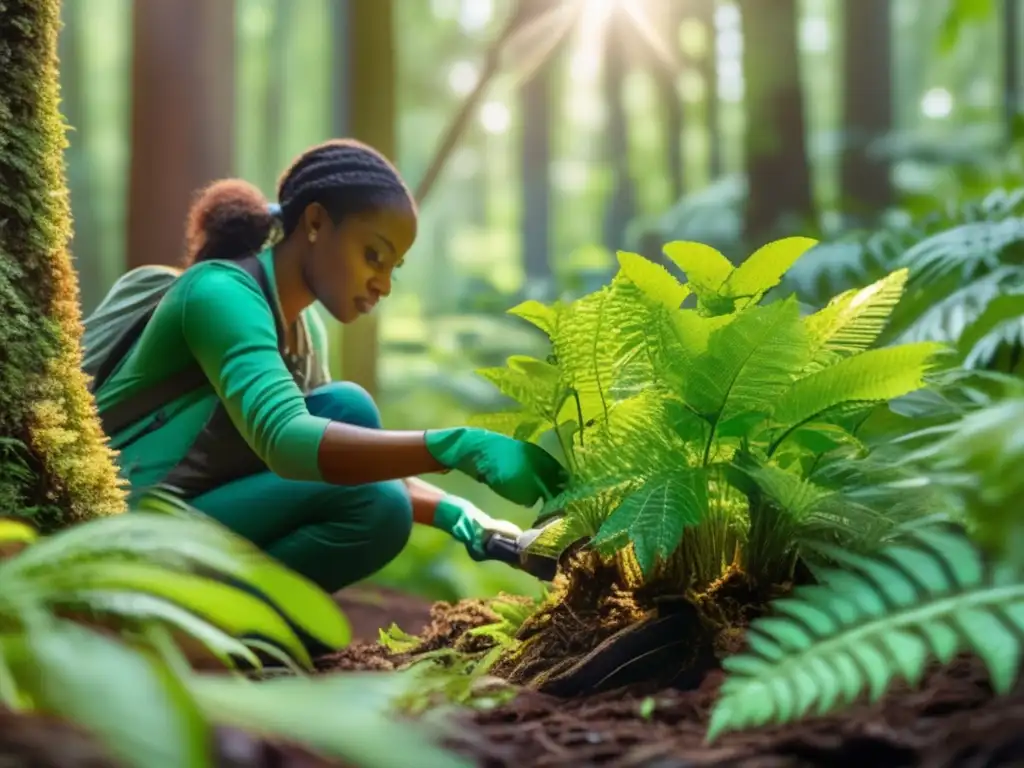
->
[0, 0, 125, 530]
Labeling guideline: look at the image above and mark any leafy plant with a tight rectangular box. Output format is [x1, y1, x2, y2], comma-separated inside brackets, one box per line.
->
[473, 238, 945, 590]
[706, 526, 1023, 741]
[0, 504, 465, 768]
[783, 188, 1024, 374]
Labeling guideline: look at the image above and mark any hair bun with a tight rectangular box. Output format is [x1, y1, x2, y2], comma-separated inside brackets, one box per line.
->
[184, 180, 275, 265]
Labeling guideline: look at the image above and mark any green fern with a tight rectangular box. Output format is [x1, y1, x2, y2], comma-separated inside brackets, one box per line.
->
[477, 238, 942, 586]
[707, 527, 1024, 741]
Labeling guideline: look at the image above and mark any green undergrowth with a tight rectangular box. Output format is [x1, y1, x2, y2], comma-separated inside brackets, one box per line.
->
[474, 236, 948, 598]
[392, 230, 1024, 738]
[0, 489, 467, 768]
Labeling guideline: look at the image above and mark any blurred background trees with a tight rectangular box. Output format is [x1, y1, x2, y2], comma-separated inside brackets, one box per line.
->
[59, 0, 1020, 600]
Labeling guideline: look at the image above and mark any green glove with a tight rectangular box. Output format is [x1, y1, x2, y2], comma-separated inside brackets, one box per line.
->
[434, 495, 523, 562]
[424, 427, 567, 507]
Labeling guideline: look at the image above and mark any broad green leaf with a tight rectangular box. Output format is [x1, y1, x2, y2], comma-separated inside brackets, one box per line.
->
[0, 518, 37, 546]
[3, 513, 350, 650]
[75, 591, 262, 669]
[663, 241, 734, 297]
[804, 269, 909, 371]
[190, 673, 470, 768]
[616, 251, 689, 310]
[5, 620, 208, 768]
[38, 562, 316, 668]
[591, 470, 708, 576]
[508, 299, 561, 337]
[723, 237, 818, 305]
[683, 299, 810, 432]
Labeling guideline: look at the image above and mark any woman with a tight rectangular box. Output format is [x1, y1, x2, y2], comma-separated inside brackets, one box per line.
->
[89, 139, 566, 596]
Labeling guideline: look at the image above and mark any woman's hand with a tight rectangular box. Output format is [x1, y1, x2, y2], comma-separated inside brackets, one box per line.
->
[433, 495, 523, 561]
[424, 428, 567, 507]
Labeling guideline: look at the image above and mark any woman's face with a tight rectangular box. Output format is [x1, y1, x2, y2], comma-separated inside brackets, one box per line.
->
[302, 202, 418, 324]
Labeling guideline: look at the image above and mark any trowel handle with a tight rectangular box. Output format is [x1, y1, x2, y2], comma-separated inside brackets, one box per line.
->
[482, 533, 521, 565]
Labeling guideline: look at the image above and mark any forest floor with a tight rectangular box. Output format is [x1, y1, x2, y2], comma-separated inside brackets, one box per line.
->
[322, 588, 1024, 768]
[3, 586, 1022, 768]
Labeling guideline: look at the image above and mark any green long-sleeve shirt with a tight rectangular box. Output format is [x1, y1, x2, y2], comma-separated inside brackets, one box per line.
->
[95, 250, 332, 491]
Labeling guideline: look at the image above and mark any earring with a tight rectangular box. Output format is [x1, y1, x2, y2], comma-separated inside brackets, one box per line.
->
[308, 230, 317, 244]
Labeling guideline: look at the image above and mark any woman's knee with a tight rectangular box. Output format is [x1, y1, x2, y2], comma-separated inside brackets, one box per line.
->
[363, 480, 414, 564]
[305, 381, 382, 429]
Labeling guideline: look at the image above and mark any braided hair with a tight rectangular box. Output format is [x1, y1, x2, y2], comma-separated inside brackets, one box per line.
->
[183, 139, 415, 266]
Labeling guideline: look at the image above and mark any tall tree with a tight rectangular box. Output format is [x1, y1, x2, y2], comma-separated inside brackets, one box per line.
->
[840, 0, 894, 219]
[520, 0, 556, 295]
[333, 0, 397, 397]
[58, 1, 103, 314]
[126, 0, 236, 269]
[603, 17, 637, 252]
[696, 0, 722, 180]
[0, 0, 125, 529]
[650, 0, 685, 201]
[739, 0, 814, 246]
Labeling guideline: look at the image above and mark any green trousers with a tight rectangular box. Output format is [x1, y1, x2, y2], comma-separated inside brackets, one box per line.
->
[191, 382, 414, 595]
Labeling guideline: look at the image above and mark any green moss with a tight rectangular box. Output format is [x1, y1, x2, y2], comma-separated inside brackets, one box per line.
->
[0, 0, 125, 530]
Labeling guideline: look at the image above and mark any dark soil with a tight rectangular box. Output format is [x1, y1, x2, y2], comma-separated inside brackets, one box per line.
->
[448, 656, 1024, 768]
[4, 588, 1022, 768]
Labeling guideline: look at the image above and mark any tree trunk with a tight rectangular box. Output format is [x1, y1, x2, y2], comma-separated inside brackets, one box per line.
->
[0, 0, 125, 530]
[603, 19, 637, 252]
[519, 0, 555, 294]
[739, 0, 814, 247]
[58, 0, 103, 315]
[696, 0, 722, 180]
[126, 0, 236, 269]
[840, 0, 893, 220]
[335, 0, 397, 397]
[651, 0, 685, 201]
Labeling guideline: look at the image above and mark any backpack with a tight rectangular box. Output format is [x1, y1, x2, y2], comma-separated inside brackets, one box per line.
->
[83, 255, 324, 445]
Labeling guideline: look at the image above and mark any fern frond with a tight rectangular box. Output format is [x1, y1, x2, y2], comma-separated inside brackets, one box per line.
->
[895, 266, 1024, 348]
[476, 356, 565, 422]
[956, 290, 1024, 368]
[683, 299, 810, 443]
[615, 251, 690, 310]
[770, 342, 947, 443]
[507, 299, 564, 339]
[467, 411, 545, 441]
[898, 217, 1024, 288]
[707, 527, 1024, 741]
[590, 468, 709, 577]
[803, 269, 909, 372]
[722, 237, 819, 309]
[662, 241, 734, 300]
[551, 279, 648, 423]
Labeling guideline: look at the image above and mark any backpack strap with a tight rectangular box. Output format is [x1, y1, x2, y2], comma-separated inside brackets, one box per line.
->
[98, 255, 278, 439]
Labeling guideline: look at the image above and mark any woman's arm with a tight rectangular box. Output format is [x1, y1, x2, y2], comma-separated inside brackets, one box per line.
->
[317, 423, 447, 486]
[404, 476, 448, 526]
[181, 265, 448, 485]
